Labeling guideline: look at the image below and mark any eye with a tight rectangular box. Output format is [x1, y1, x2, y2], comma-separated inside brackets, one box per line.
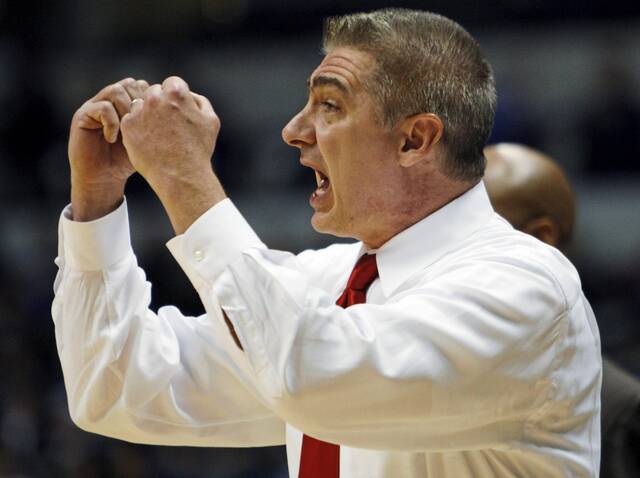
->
[320, 101, 340, 112]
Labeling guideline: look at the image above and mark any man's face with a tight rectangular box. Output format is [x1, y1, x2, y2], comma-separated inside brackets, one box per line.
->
[282, 47, 401, 241]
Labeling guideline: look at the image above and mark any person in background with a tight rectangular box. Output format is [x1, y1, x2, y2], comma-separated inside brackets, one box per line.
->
[484, 142, 640, 478]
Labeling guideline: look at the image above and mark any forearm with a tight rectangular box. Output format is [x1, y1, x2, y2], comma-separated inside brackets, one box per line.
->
[53, 202, 284, 446]
[150, 167, 227, 235]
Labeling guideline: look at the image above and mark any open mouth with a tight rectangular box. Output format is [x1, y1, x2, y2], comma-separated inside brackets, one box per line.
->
[314, 170, 330, 192]
[312, 169, 331, 201]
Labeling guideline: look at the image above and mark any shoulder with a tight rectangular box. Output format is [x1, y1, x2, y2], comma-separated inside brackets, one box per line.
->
[430, 215, 583, 315]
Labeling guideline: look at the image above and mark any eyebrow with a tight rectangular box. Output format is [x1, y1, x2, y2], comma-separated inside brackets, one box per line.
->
[307, 75, 349, 95]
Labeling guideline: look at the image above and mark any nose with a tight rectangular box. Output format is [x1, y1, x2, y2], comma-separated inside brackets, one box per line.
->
[282, 107, 315, 148]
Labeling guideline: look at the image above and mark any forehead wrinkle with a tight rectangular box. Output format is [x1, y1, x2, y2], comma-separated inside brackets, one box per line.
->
[312, 50, 373, 91]
[325, 54, 364, 72]
[310, 75, 349, 95]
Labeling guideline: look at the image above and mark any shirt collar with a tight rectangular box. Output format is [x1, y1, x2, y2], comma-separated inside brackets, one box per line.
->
[368, 181, 495, 297]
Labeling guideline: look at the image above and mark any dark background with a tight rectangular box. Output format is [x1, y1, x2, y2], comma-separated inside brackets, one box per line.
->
[1, 1, 639, 476]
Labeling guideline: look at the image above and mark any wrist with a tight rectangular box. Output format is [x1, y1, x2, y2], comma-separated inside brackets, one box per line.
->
[70, 180, 126, 222]
[150, 169, 227, 235]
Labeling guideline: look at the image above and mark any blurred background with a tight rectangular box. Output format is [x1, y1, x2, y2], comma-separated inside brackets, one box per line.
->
[1, 0, 640, 476]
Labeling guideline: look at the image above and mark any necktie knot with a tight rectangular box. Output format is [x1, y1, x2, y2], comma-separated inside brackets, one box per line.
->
[346, 253, 378, 292]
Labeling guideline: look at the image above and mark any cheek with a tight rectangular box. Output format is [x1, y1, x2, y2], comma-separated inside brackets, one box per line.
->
[315, 125, 349, 181]
[316, 123, 395, 204]
[315, 121, 343, 154]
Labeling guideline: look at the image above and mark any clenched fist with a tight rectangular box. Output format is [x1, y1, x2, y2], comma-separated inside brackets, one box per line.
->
[69, 77, 149, 221]
[120, 76, 226, 234]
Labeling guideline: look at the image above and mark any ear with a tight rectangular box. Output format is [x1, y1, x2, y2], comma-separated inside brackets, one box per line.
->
[397, 113, 444, 168]
[523, 216, 561, 248]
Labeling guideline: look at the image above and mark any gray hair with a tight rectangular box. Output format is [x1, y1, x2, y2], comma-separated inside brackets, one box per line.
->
[323, 8, 497, 181]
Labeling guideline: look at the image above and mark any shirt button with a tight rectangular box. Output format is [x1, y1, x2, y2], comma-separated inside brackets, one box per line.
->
[194, 250, 204, 262]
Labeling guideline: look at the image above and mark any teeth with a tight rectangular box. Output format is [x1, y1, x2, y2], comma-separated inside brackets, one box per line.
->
[314, 169, 329, 188]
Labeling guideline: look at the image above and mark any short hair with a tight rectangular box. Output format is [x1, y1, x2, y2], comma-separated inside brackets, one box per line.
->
[323, 9, 497, 181]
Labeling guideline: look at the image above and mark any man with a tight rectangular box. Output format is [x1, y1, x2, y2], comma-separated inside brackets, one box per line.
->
[484, 142, 640, 478]
[483, 144, 575, 249]
[53, 9, 601, 477]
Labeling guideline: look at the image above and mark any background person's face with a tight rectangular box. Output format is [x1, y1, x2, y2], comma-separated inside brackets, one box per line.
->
[282, 47, 400, 242]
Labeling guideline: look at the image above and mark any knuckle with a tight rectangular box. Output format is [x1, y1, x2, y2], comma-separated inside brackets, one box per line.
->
[72, 107, 84, 122]
[167, 85, 187, 100]
[75, 100, 92, 117]
[109, 83, 127, 98]
[146, 92, 161, 106]
[166, 75, 185, 84]
[99, 105, 117, 124]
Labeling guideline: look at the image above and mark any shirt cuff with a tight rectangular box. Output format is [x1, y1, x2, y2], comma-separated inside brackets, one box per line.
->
[166, 198, 265, 292]
[60, 198, 132, 271]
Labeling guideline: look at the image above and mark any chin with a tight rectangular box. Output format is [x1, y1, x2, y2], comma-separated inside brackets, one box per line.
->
[311, 212, 354, 239]
[310, 213, 332, 234]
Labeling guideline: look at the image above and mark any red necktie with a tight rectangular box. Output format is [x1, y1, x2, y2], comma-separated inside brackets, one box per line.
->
[298, 253, 379, 478]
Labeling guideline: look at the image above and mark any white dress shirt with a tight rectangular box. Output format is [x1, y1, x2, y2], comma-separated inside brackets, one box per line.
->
[52, 182, 602, 477]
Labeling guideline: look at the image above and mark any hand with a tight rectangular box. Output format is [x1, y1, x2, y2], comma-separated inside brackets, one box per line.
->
[120, 76, 219, 192]
[121, 76, 226, 234]
[69, 78, 149, 221]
